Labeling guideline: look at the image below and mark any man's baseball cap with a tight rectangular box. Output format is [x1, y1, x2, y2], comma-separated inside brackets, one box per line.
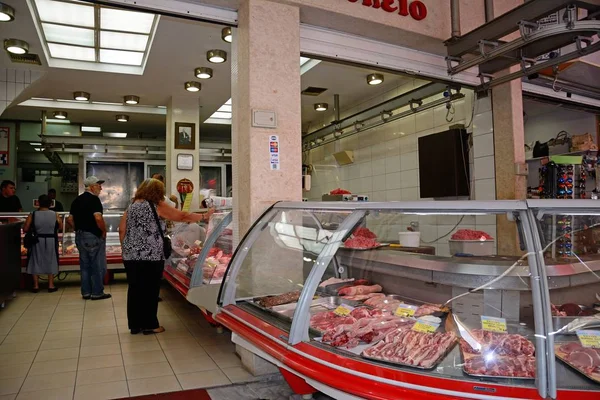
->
[84, 176, 105, 186]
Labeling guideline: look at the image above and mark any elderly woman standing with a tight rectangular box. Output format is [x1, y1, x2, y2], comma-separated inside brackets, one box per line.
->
[119, 178, 210, 335]
[24, 194, 63, 292]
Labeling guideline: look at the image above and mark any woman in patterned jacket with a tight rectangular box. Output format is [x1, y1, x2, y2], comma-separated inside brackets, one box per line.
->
[119, 178, 211, 335]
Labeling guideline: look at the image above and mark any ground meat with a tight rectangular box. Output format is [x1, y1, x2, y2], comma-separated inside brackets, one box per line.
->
[451, 229, 494, 240]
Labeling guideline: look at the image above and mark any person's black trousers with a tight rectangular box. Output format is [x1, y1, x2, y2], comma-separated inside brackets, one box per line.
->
[123, 260, 164, 330]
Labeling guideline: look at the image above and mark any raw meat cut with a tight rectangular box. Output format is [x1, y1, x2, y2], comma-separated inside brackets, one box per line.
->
[256, 291, 301, 308]
[319, 278, 354, 287]
[556, 342, 600, 376]
[202, 250, 231, 282]
[414, 304, 445, 317]
[330, 188, 351, 195]
[551, 303, 567, 317]
[342, 293, 385, 302]
[338, 284, 382, 296]
[459, 329, 535, 357]
[362, 329, 457, 368]
[320, 314, 413, 349]
[344, 236, 380, 249]
[451, 229, 494, 241]
[353, 227, 377, 239]
[464, 355, 536, 378]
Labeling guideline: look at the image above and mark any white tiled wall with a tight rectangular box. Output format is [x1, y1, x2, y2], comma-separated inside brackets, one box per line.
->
[0, 68, 43, 116]
[306, 90, 498, 256]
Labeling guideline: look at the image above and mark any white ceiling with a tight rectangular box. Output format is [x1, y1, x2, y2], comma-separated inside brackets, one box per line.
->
[1, 0, 231, 138]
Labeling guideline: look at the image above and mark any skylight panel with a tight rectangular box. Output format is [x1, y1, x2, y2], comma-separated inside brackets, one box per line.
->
[99, 49, 144, 66]
[100, 8, 155, 34]
[210, 112, 231, 119]
[35, 0, 94, 27]
[42, 23, 94, 47]
[48, 43, 95, 62]
[100, 31, 149, 52]
[217, 104, 232, 113]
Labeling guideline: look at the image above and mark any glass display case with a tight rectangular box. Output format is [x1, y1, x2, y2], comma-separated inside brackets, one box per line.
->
[1, 211, 125, 271]
[215, 201, 600, 400]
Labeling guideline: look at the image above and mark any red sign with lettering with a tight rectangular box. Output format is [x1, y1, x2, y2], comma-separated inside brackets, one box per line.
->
[348, 0, 428, 21]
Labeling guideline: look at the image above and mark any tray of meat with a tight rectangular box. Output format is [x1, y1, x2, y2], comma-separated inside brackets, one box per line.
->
[317, 279, 370, 296]
[363, 294, 449, 317]
[459, 329, 536, 379]
[272, 296, 362, 319]
[362, 328, 457, 370]
[552, 304, 600, 334]
[254, 290, 302, 308]
[555, 342, 600, 384]
[340, 237, 388, 250]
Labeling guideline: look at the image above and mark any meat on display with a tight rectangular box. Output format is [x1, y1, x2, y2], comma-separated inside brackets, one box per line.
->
[464, 354, 536, 378]
[363, 295, 446, 318]
[338, 284, 382, 296]
[459, 329, 535, 357]
[343, 236, 380, 249]
[256, 291, 302, 308]
[556, 342, 600, 379]
[362, 328, 457, 369]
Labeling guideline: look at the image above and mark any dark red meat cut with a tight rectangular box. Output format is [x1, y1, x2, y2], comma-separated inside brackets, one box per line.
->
[451, 229, 494, 240]
[344, 236, 380, 249]
[353, 227, 377, 239]
[330, 188, 351, 195]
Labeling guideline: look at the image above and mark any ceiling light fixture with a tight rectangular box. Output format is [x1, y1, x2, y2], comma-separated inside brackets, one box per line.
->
[221, 27, 232, 43]
[81, 126, 101, 133]
[124, 95, 139, 105]
[195, 67, 213, 79]
[314, 103, 328, 112]
[73, 91, 90, 101]
[116, 114, 129, 122]
[53, 111, 68, 119]
[207, 49, 227, 64]
[184, 81, 201, 92]
[4, 38, 28, 54]
[0, 2, 15, 22]
[367, 73, 384, 85]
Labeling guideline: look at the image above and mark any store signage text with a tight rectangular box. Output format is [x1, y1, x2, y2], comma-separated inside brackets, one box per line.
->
[348, 0, 428, 21]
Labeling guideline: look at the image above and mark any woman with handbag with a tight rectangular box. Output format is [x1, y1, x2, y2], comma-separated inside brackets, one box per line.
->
[23, 194, 63, 293]
[119, 178, 211, 335]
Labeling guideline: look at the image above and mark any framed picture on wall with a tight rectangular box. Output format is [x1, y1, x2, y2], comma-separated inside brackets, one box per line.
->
[0, 127, 9, 166]
[175, 122, 195, 150]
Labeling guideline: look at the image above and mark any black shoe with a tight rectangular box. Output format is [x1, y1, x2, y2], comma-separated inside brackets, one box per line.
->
[48, 287, 58, 293]
[31, 288, 39, 293]
[157, 297, 163, 302]
[130, 328, 142, 335]
[91, 293, 112, 301]
[82, 295, 91, 300]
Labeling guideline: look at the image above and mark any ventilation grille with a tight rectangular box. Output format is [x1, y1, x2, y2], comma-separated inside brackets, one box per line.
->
[301, 86, 328, 96]
[8, 53, 42, 65]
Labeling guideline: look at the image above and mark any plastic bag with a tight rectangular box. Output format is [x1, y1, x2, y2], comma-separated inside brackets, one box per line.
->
[170, 222, 206, 258]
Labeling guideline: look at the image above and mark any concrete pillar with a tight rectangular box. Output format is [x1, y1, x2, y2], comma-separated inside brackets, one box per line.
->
[492, 67, 527, 255]
[166, 96, 201, 210]
[232, 0, 302, 237]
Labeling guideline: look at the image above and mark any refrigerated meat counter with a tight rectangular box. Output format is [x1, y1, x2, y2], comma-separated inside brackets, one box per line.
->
[213, 200, 600, 400]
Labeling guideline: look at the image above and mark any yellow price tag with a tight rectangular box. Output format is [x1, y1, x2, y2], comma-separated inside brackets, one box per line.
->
[182, 193, 193, 212]
[481, 316, 507, 333]
[395, 304, 418, 317]
[334, 305, 354, 317]
[412, 320, 439, 334]
[577, 330, 600, 348]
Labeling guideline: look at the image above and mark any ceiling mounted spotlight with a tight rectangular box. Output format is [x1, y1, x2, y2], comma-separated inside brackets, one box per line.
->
[221, 27, 232, 43]
[194, 67, 213, 79]
[123, 95, 139, 105]
[314, 103, 328, 112]
[207, 49, 227, 63]
[116, 114, 129, 122]
[4, 38, 28, 54]
[73, 91, 90, 101]
[53, 111, 67, 120]
[184, 81, 201, 92]
[367, 73, 384, 85]
[0, 2, 15, 22]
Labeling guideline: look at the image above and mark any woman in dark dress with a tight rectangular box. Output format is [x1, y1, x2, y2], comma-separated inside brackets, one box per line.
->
[119, 178, 210, 334]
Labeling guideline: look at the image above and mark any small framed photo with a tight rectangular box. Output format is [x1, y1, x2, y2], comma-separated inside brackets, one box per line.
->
[175, 122, 195, 150]
[177, 154, 194, 171]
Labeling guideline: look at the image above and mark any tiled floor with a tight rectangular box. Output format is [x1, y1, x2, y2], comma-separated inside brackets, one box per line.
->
[0, 274, 264, 400]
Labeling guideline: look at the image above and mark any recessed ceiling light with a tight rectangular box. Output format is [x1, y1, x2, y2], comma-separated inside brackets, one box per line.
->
[4, 38, 28, 54]
[103, 132, 127, 138]
[207, 49, 227, 64]
[195, 67, 213, 79]
[73, 91, 90, 101]
[124, 95, 139, 105]
[221, 27, 232, 43]
[116, 114, 129, 122]
[53, 111, 68, 119]
[314, 103, 328, 112]
[0, 2, 15, 22]
[367, 73, 384, 85]
[81, 126, 101, 133]
[184, 81, 201, 92]
[30, 142, 41, 146]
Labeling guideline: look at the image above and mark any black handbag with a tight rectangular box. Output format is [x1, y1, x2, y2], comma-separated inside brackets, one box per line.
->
[533, 141, 549, 158]
[23, 211, 38, 249]
[149, 202, 172, 259]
